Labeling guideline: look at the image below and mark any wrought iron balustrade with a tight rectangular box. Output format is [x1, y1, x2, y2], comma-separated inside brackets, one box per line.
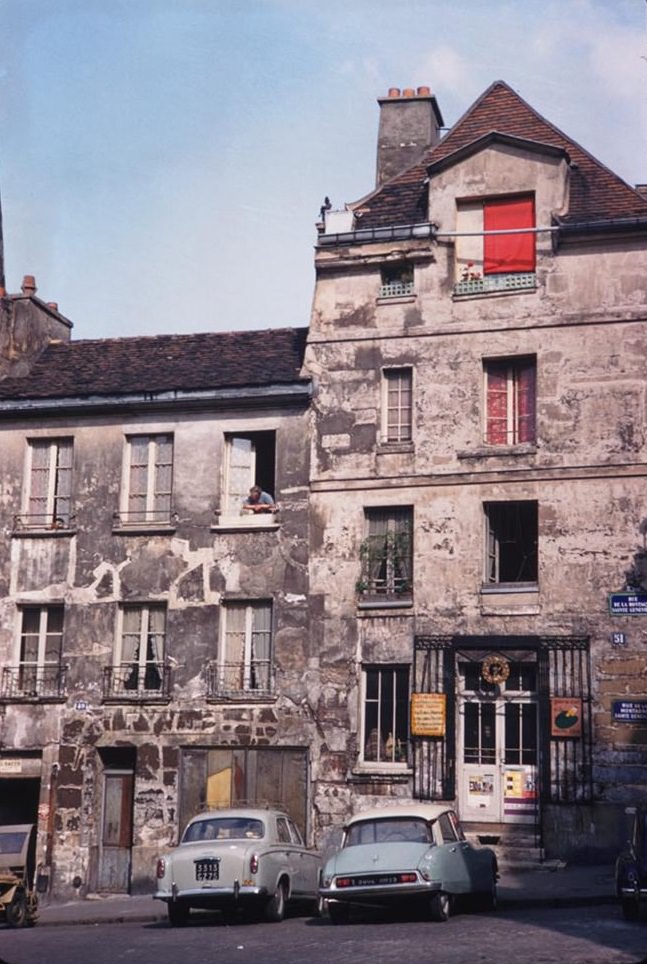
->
[206, 660, 274, 699]
[13, 512, 74, 531]
[454, 272, 536, 296]
[379, 280, 415, 298]
[0, 664, 67, 700]
[102, 661, 171, 700]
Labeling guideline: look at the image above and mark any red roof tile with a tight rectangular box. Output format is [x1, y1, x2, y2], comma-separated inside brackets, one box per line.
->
[356, 81, 647, 229]
[0, 327, 309, 400]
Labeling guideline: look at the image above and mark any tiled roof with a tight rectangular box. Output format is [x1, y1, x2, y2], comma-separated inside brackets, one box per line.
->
[0, 327, 309, 400]
[355, 81, 647, 229]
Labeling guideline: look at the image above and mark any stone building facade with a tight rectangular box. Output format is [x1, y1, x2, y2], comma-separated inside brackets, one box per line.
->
[0, 79, 647, 899]
[305, 82, 647, 860]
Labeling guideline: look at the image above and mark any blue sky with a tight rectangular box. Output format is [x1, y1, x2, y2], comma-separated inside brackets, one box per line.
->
[1, 0, 645, 339]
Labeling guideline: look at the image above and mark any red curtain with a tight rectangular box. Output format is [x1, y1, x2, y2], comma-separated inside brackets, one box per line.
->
[484, 197, 535, 274]
[516, 360, 536, 443]
[486, 363, 509, 444]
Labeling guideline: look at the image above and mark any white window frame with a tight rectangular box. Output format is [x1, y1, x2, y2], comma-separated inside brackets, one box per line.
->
[482, 357, 536, 446]
[120, 434, 173, 525]
[381, 368, 413, 444]
[360, 664, 410, 768]
[224, 435, 257, 516]
[17, 606, 64, 670]
[219, 601, 273, 695]
[22, 438, 73, 528]
[114, 603, 167, 694]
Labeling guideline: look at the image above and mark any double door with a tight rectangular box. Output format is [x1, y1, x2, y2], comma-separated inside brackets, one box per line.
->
[459, 696, 538, 824]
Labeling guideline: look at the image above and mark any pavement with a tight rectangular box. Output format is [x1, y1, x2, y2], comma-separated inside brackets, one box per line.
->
[31, 863, 617, 928]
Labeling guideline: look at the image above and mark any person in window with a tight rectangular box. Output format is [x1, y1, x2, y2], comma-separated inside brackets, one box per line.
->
[242, 485, 275, 513]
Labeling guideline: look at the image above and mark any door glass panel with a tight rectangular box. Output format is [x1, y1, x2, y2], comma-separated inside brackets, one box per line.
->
[464, 702, 496, 764]
[521, 703, 537, 764]
[504, 703, 537, 765]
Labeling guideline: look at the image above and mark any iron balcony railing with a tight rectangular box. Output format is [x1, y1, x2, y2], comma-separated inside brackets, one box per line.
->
[454, 272, 536, 296]
[13, 512, 74, 531]
[102, 661, 171, 700]
[206, 660, 274, 700]
[379, 281, 415, 299]
[0, 664, 67, 700]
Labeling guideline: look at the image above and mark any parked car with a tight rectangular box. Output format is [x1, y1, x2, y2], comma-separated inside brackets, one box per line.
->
[154, 807, 321, 926]
[0, 824, 38, 928]
[319, 803, 498, 924]
[616, 805, 647, 921]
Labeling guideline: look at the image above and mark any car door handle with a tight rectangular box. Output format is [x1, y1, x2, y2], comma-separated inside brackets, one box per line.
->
[450, 846, 457, 852]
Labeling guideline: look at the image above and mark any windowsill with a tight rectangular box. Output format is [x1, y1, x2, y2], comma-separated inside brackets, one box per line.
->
[481, 583, 538, 594]
[457, 443, 537, 460]
[112, 524, 176, 535]
[0, 695, 67, 704]
[212, 514, 279, 532]
[206, 693, 277, 704]
[11, 527, 76, 538]
[102, 694, 172, 705]
[376, 294, 417, 306]
[480, 583, 540, 616]
[357, 596, 413, 612]
[376, 441, 415, 455]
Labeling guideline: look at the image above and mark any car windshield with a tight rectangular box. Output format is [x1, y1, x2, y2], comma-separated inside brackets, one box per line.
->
[345, 818, 432, 847]
[183, 817, 265, 843]
[0, 832, 27, 855]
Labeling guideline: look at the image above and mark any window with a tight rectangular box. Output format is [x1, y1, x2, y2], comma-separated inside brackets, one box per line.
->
[214, 601, 273, 697]
[455, 195, 535, 295]
[108, 604, 167, 696]
[362, 665, 410, 765]
[121, 435, 173, 525]
[359, 508, 412, 599]
[484, 357, 536, 445]
[21, 439, 73, 529]
[224, 432, 275, 517]
[2, 606, 65, 698]
[382, 368, 413, 443]
[379, 262, 414, 298]
[484, 501, 538, 585]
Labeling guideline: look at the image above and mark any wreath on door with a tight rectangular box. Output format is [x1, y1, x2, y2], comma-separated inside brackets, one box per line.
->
[481, 653, 510, 685]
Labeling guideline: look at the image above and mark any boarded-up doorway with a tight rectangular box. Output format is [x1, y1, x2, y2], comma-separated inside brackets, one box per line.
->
[179, 747, 308, 842]
[97, 748, 135, 893]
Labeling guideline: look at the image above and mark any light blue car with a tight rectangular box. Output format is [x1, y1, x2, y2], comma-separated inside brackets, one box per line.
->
[319, 803, 498, 924]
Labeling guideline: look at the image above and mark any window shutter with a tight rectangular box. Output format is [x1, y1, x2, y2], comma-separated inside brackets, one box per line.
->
[486, 364, 509, 444]
[483, 197, 535, 274]
[516, 361, 536, 443]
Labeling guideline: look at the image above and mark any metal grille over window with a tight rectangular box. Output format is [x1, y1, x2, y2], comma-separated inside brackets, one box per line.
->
[359, 508, 413, 600]
[363, 665, 409, 765]
[379, 263, 414, 298]
[412, 636, 455, 800]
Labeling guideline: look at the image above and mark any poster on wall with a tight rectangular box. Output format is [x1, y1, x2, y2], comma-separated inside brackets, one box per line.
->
[550, 697, 582, 737]
[410, 692, 446, 737]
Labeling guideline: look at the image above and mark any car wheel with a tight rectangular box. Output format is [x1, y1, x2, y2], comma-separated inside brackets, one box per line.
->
[621, 897, 640, 921]
[476, 875, 497, 912]
[328, 901, 350, 925]
[167, 901, 190, 927]
[265, 880, 287, 923]
[6, 890, 28, 929]
[430, 891, 451, 922]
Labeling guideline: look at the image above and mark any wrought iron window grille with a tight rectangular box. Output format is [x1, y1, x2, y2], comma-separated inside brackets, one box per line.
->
[102, 661, 171, 700]
[206, 660, 275, 700]
[0, 664, 67, 700]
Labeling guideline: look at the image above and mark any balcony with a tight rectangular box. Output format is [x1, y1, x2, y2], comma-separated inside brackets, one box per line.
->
[0, 664, 67, 701]
[206, 660, 274, 701]
[102, 661, 171, 702]
[378, 280, 415, 299]
[454, 272, 536, 297]
[12, 512, 75, 534]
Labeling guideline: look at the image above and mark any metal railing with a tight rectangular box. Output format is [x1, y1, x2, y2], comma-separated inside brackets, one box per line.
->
[102, 661, 171, 700]
[206, 660, 274, 699]
[13, 513, 74, 531]
[0, 664, 67, 700]
[379, 281, 415, 299]
[454, 272, 536, 296]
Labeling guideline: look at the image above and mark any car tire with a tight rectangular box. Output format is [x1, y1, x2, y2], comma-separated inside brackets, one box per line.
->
[476, 875, 497, 912]
[265, 880, 287, 923]
[167, 901, 190, 927]
[328, 901, 350, 925]
[621, 897, 640, 921]
[430, 891, 451, 922]
[6, 890, 28, 929]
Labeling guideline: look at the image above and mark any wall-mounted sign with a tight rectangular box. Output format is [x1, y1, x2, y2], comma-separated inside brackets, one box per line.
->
[550, 698, 582, 738]
[609, 593, 647, 616]
[0, 758, 22, 774]
[411, 692, 446, 737]
[74, 700, 89, 711]
[613, 700, 647, 724]
[610, 632, 628, 647]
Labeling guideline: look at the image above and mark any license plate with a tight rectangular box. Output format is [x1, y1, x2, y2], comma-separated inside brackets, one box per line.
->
[352, 875, 398, 886]
[195, 859, 220, 882]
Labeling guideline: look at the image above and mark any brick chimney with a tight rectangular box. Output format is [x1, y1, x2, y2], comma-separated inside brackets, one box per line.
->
[376, 86, 444, 187]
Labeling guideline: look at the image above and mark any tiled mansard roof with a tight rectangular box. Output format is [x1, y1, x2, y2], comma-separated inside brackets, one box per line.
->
[0, 326, 309, 400]
[354, 81, 647, 230]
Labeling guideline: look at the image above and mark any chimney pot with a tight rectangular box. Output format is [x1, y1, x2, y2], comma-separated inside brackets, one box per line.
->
[387, 87, 401, 98]
[402, 88, 415, 98]
[375, 84, 444, 187]
[417, 86, 431, 96]
[47, 302, 59, 312]
[21, 275, 37, 295]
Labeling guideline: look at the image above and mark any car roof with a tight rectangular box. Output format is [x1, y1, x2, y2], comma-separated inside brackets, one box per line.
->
[345, 804, 452, 827]
[188, 809, 285, 823]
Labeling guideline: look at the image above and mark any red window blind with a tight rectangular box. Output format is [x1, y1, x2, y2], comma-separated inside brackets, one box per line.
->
[483, 197, 535, 275]
[516, 360, 536, 443]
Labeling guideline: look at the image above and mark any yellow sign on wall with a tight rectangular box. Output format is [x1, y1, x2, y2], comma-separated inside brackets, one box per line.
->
[411, 692, 446, 737]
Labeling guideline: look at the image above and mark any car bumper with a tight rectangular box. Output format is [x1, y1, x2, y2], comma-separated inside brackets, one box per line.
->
[154, 883, 268, 904]
[320, 880, 441, 903]
[618, 885, 647, 898]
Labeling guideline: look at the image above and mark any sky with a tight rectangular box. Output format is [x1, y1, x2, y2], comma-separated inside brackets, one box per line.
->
[0, 0, 645, 340]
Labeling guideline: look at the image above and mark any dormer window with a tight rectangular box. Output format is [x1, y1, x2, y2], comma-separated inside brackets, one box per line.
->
[455, 195, 536, 296]
[379, 262, 414, 299]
